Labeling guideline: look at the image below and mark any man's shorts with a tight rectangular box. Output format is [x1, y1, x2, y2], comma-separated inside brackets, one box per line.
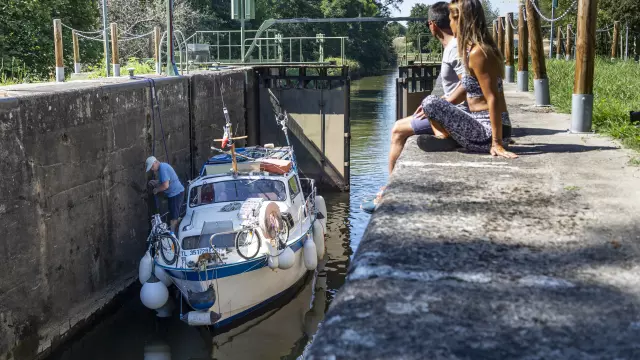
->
[410, 114, 435, 135]
[167, 192, 184, 221]
[410, 103, 470, 135]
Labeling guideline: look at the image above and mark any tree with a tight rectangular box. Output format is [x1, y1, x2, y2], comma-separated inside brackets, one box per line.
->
[320, 0, 395, 74]
[386, 22, 407, 38]
[105, 0, 202, 62]
[406, 3, 430, 52]
[0, 0, 100, 80]
[482, 0, 500, 26]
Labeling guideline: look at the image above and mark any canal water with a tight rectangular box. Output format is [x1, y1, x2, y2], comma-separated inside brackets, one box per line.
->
[47, 71, 397, 360]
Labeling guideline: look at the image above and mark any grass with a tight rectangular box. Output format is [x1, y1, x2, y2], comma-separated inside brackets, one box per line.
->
[0, 57, 39, 85]
[535, 58, 640, 151]
[628, 157, 640, 166]
[87, 57, 155, 79]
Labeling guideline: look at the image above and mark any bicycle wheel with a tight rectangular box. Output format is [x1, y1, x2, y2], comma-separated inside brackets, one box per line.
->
[158, 234, 179, 265]
[235, 230, 262, 260]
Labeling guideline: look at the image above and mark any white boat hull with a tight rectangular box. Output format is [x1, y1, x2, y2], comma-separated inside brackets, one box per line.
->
[163, 234, 311, 327]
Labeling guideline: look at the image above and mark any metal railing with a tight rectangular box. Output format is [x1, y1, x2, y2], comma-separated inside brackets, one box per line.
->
[243, 36, 348, 64]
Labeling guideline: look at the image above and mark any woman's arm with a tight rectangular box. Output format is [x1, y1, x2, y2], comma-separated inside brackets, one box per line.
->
[468, 49, 517, 158]
[444, 82, 467, 105]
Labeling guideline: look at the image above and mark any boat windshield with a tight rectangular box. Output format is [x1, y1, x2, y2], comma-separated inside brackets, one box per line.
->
[189, 179, 287, 207]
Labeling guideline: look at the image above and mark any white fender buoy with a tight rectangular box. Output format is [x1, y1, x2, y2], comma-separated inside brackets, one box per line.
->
[312, 221, 325, 260]
[266, 242, 279, 270]
[140, 275, 169, 310]
[278, 246, 295, 270]
[154, 266, 172, 287]
[259, 201, 282, 240]
[155, 296, 175, 318]
[303, 236, 318, 270]
[139, 252, 153, 284]
[315, 195, 327, 231]
[181, 311, 221, 326]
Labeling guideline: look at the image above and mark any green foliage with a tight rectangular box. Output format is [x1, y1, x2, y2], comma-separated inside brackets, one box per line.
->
[481, 0, 499, 25]
[406, 4, 430, 53]
[86, 57, 155, 79]
[325, 56, 362, 77]
[0, 0, 100, 80]
[538, 58, 640, 151]
[386, 22, 406, 38]
[1, 0, 403, 80]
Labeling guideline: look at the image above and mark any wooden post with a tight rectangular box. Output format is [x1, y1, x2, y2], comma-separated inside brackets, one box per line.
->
[611, 21, 619, 59]
[493, 20, 498, 42]
[154, 26, 161, 74]
[53, 19, 64, 82]
[498, 17, 505, 57]
[571, 0, 597, 132]
[517, 1, 529, 92]
[526, 0, 550, 105]
[110, 23, 120, 76]
[72, 30, 81, 74]
[505, 13, 515, 83]
[566, 24, 573, 60]
[231, 143, 238, 173]
[556, 26, 562, 59]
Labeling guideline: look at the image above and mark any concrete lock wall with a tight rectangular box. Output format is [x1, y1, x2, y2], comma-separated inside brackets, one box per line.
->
[259, 87, 347, 190]
[190, 70, 248, 176]
[0, 69, 248, 360]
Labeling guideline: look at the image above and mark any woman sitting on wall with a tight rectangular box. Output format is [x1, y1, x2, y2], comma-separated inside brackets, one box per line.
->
[362, 0, 516, 213]
[417, 0, 517, 159]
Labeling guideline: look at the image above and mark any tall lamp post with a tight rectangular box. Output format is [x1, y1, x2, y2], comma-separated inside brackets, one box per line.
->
[234, 0, 256, 63]
[166, 0, 179, 75]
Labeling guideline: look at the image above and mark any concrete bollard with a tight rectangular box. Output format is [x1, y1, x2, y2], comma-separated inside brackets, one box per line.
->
[534, 78, 551, 106]
[517, 71, 528, 92]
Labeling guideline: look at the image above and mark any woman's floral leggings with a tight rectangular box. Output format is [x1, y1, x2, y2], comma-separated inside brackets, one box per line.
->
[420, 95, 512, 152]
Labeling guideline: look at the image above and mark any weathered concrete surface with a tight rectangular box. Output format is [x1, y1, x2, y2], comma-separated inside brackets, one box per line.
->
[259, 87, 348, 190]
[189, 69, 248, 177]
[307, 83, 640, 359]
[0, 69, 248, 360]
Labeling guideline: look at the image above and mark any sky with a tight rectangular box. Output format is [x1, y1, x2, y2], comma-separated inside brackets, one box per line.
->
[390, 0, 520, 19]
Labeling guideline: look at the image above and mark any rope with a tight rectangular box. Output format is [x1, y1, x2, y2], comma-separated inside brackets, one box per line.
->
[60, 22, 103, 35]
[507, 15, 518, 30]
[120, 30, 154, 42]
[596, 25, 614, 33]
[147, 78, 170, 162]
[75, 32, 105, 42]
[527, 0, 577, 22]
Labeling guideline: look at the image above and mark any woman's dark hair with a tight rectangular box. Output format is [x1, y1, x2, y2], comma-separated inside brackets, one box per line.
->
[428, 2, 451, 30]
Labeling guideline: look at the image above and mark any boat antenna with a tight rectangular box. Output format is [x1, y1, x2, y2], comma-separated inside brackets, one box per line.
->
[276, 111, 297, 173]
[214, 79, 247, 175]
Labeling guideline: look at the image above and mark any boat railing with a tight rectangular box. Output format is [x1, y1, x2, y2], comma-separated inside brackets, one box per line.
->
[296, 179, 317, 234]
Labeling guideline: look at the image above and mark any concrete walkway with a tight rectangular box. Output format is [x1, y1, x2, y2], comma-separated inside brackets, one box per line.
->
[306, 83, 640, 359]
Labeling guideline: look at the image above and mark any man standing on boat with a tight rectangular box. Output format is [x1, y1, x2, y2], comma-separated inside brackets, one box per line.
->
[362, 1, 467, 213]
[146, 156, 185, 234]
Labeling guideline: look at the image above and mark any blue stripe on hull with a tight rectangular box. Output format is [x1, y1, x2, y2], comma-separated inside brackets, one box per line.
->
[160, 233, 307, 281]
